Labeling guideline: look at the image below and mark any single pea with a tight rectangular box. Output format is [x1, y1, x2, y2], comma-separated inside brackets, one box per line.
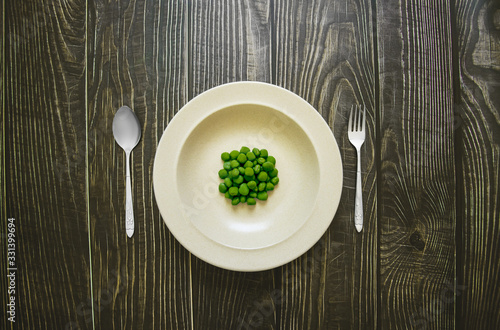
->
[237, 153, 247, 164]
[225, 191, 231, 199]
[232, 196, 240, 205]
[219, 183, 228, 193]
[230, 160, 239, 168]
[247, 180, 257, 189]
[267, 156, 276, 165]
[244, 160, 253, 168]
[257, 171, 268, 182]
[224, 177, 232, 187]
[257, 157, 266, 164]
[252, 148, 260, 157]
[257, 191, 268, 200]
[260, 149, 268, 158]
[231, 168, 239, 177]
[218, 169, 228, 179]
[258, 182, 266, 191]
[246, 151, 256, 161]
[271, 177, 279, 185]
[240, 196, 247, 203]
[234, 175, 244, 185]
[229, 186, 239, 196]
[269, 168, 278, 178]
[223, 161, 231, 171]
[266, 182, 274, 191]
[238, 166, 245, 175]
[244, 167, 254, 176]
[247, 197, 256, 205]
[249, 192, 257, 198]
[240, 146, 251, 154]
[262, 162, 274, 172]
[253, 160, 258, 166]
[254, 164, 261, 174]
[230, 150, 239, 159]
[239, 183, 250, 196]
[221, 152, 230, 161]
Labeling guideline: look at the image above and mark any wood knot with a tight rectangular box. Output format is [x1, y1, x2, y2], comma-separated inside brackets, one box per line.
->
[410, 231, 425, 251]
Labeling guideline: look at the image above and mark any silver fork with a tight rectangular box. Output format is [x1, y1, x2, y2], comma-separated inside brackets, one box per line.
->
[348, 105, 366, 232]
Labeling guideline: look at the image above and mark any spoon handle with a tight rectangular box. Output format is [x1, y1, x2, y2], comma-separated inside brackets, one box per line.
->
[125, 151, 134, 237]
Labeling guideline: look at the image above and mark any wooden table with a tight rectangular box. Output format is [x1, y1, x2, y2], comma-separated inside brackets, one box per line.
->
[2, 0, 499, 329]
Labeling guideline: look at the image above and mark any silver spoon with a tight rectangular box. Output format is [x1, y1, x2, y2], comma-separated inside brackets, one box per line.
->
[113, 106, 141, 238]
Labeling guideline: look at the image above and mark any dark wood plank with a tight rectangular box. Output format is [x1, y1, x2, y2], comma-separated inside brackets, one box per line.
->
[188, 1, 277, 329]
[453, 0, 500, 328]
[87, 0, 192, 328]
[376, 0, 456, 328]
[2, 0, 92, 328]
[273, 0, 377, 328]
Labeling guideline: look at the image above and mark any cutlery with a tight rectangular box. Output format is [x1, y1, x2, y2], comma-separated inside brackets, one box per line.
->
[113, 106, 141, 238]
[348, 105, 366, 232]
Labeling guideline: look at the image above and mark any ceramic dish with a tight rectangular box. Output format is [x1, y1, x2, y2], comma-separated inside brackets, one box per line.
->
[153, 81, 342, 271]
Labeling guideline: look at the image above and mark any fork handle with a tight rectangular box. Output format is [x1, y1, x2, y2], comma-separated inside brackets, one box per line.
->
[355, 149, 363, 232]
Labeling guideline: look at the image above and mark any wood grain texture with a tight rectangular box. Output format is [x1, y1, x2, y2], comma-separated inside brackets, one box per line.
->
[188, 1, 277, 329]
[2, 0, 91, 328]
[454, 0, 500, 328]
[87, 0, 192, 329]
[273, 0, 377, 328]
[376, 0, 456, 328]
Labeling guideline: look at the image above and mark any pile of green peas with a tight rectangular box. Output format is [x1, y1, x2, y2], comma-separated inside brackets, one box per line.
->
[218, 146, 279, 205]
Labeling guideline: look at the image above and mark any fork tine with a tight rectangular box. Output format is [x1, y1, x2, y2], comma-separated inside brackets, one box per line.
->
[348, 105, 354, 131]
[361, 105, 366, 131]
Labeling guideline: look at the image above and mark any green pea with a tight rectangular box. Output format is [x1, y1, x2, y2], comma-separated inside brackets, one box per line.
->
[223, 162, 231, 171]
[229, 186, 239, 196]
[271, 177, 279, 185]
[231, 168, 239, 177]
[244, 160, 253, 168]
[260, 149, 268, 158]
[221, 152, 230, 161]
[269, 168, 278, 178]
[230, 160, 239, 168]
[238, 183, 250, 196]
[230, 150, 239, 159]
[257, 191, 268, 200]
[247, 197, 256, 205]
[218, 169, 228, 179]
[253, 160, 258, 166]
[240, 146, 251, 154]
[233, 175, 244, 185]
[244, 167, 254, 176]
[267, 156, 276, 165]
[252, 148, 260, 157]
[257, 171, 268, 182]
[247, 180, 257, 189]
[219, 183, 228, 193]
[244, 175, 255, 182]
[262, 162, 274, 172]
[266, 182, 274, 191]
[254, 164, 261, 174]
[238, 166, 245, 175]
[249, 192, 257, 198]
[240, 196, 246, 203]
[257, 157, 266, 164]
[225, 191, 231, 199]
[258, 182, 266, 191]
[224, 178, 232, 187]
[237, 153, 247, 164]
[232, 197, 240, 205]
[246, 151, 256, 161]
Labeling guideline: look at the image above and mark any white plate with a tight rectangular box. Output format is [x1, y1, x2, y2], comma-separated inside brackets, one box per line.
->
[153, 82, 343, 271]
